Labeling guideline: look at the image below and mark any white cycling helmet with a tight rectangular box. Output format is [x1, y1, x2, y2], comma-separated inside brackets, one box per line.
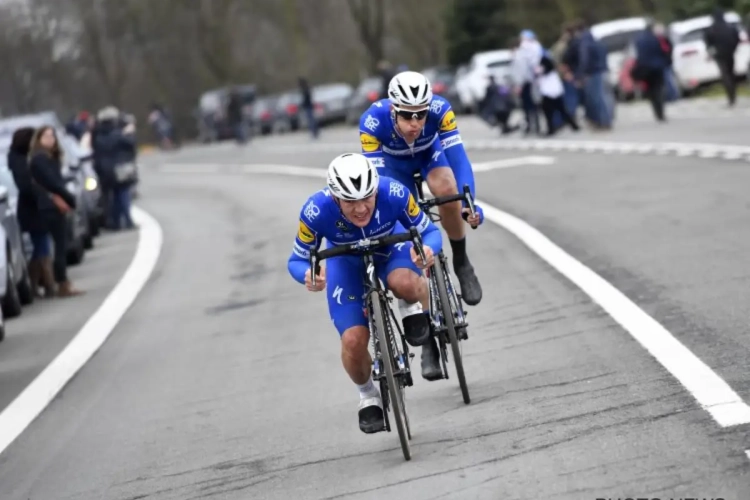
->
[327, 153, 379, 201]
[387, 71, 432, 110]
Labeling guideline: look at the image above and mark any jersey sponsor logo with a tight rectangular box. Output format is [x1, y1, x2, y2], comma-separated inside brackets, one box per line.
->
[303, 200, 320, 221]
[335, 220, 350, 231]
[430, 99, 444, 115]
[360, 133, 380, 153]
[440, 134, 462, 150]
[439, 110, 457, 132]
[293, 242, 310, 258]
[389, 181, 405, 198]
[363, 114, 380, 132]
[407, 194, 420, 217]
[298, 220, 315, 244]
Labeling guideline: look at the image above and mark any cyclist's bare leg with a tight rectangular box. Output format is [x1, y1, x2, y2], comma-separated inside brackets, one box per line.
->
[425, 167, 482, 306]
[341, 325, 384, 433]
[388, 268, 442, 380]
[341, 326, 372, 385]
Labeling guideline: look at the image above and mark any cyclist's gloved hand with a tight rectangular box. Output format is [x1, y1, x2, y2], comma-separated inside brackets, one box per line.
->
[462, 203, 484, 228]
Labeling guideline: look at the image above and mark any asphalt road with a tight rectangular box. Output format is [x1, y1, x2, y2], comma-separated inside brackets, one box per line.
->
[2, 101, 750, 499]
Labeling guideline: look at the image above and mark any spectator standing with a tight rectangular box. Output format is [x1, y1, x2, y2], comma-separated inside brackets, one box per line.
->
[7, 127, 55, 297]
[93, 106, 137, 231]
[537, 52, 580, 135]
[512, 30, 543, 135]
[704, 8, 740, 106]
[574, 20, 613, 130]
[633, 21, 671, 121]
[226, 87, 247, 143]
[28, 126, 83, 297]
[480, 75, 518, 135]
[298, 77, 319, 139]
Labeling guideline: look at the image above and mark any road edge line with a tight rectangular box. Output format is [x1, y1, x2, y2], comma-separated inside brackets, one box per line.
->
[0, 206, 164, 454]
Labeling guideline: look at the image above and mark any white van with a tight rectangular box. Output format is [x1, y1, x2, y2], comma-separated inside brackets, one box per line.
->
[590, 17, 650, 94]
[669, 11, 750, 94]
[455, 49, 514, 113]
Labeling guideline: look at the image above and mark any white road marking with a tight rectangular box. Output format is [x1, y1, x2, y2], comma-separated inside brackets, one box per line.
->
[0, 207, 163, 455]
[746, 450, 750, 460]
[184, 162, 750, 428]
[472, 156, 555, 172]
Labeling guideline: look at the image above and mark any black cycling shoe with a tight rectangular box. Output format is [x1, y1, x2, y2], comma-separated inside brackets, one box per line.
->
[358, 396, 385, 434]
[421, 338, 443, 381]
[454, 261, 482, 306]
[402, 313, 431, 347]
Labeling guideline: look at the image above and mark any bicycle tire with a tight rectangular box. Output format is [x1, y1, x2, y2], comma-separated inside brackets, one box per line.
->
[371, 291, 411, 461]
[433, 257, 471, 404]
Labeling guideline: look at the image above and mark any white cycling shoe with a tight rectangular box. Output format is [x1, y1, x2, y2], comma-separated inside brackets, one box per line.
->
[358, 395, 385, 434]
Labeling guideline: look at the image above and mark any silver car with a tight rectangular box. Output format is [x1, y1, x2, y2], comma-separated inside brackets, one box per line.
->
[0, 176, 34, 318]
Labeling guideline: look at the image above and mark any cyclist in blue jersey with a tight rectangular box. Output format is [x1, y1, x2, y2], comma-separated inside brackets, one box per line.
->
[287, 153, 444, 434]
[358, 71, 484, 313]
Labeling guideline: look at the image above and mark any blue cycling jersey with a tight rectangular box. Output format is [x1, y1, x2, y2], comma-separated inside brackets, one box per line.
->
[287, 175, 443, 286]
[358, 95, 479, 213]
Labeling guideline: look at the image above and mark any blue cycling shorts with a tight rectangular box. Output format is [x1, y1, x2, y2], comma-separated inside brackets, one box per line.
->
[379, 148, 449, 200]
[326, 235, 421, 336]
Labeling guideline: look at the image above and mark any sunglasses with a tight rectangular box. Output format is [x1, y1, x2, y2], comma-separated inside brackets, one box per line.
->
[394, 109, 428, 121]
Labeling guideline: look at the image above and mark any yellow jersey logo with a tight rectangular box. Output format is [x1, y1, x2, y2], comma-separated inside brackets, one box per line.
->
[360, 133, 381, 153]
[298, 220, 315, 244]
[407, 194, 420, 217]
[439, 110, 457, 132]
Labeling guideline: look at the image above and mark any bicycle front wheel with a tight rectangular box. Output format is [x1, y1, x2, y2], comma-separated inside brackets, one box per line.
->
[371, 291, 411, 461]
[434, 257, 470, 404]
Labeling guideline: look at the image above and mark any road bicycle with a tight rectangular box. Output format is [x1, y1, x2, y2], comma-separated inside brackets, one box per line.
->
[309, 227, 429, 461]
[412, 172, 475, 404]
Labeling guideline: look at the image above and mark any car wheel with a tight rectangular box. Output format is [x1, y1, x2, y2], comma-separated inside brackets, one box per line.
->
[67, 238, 85, 266]
[83, 218, 94, 250]
[2, 256, 23, 318]
[90, 216, 100, 237]
[17, 261, 34, 306]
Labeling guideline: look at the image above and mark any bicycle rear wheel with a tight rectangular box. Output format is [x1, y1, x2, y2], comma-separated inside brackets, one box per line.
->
[433, 257, 470, 404]
[371, 291, 411, 461]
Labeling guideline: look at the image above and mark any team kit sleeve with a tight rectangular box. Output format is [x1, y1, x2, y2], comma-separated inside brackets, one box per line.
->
[436, 101, 484, 224]
[287, 197, 323, 284]
[359, 107, 385, 168]
[393, 182, 443, 253]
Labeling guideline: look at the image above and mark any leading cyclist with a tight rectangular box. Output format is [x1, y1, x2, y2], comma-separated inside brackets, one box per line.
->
[358, 71, 484, 313]
[287, 153, 444, 434]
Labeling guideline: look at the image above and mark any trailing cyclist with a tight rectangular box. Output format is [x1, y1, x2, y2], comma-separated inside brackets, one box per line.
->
[287, 153, 443, 434]
[358, 71, 484, 378]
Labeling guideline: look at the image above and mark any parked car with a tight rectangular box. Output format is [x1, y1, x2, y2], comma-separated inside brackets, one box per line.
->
[421, 66, 461, 110]
[455, 49, 514, 113]
[196, 84, 257, 142]
[60, 134, 102, 246]
[251, 95, 279, 136]
[0, 179, 33, 318]
[306, 83, 354, 127]
[272, 91, 303, 133]
[346, 76, 383, 125]
[590, 16, 650, 99]
[0, 225, 7, 342]
[669, 11, 750, 95]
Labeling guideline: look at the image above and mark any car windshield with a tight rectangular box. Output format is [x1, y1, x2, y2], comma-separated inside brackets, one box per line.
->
[598, 30, 643, 53]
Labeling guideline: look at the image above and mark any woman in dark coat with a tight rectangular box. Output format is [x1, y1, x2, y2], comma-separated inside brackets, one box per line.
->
[7, 127, 55, 297]
[28, 126, 84, 297]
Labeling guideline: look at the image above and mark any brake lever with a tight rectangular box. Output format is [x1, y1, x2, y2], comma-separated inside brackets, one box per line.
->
[409, 227, 427, 267]
[463, 185, 478, 230]
[310, 253, 320, 287]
